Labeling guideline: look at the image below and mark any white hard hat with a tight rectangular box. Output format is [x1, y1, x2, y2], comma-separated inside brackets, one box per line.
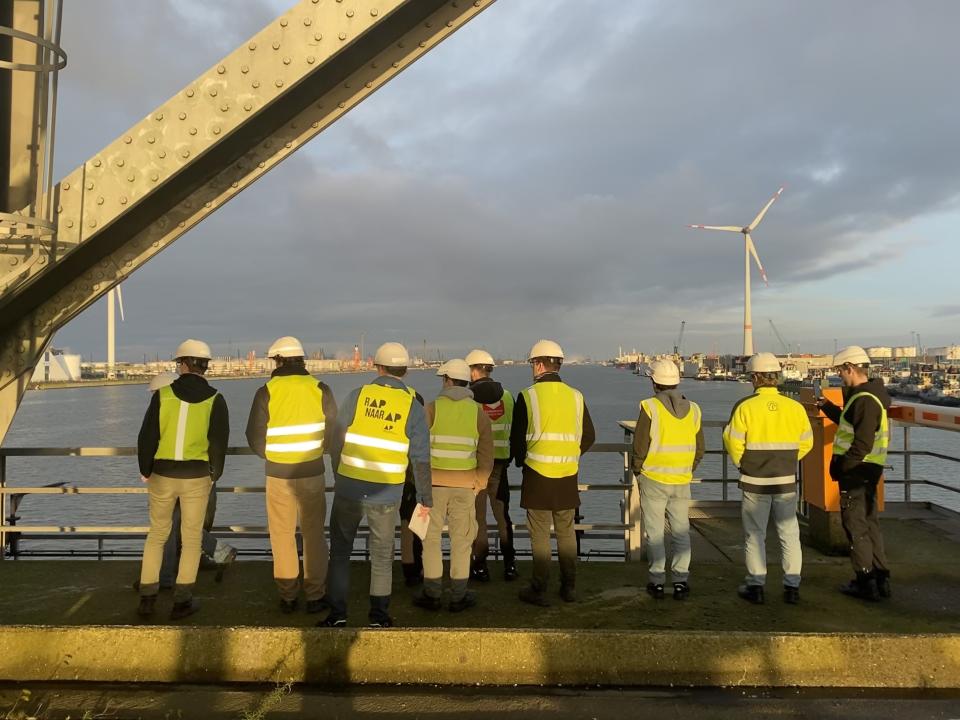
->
[174, 339, 212, 360]
[528, 339, 564, 361]
[374, 342, 409, 368]
[148, 372, 178, 392]
[833, 345, 871, 367]
[465, 348, 495, 367]
[747, 352, 782, 373]
[647, 359, 680, 385]
[267, 336, 305, 358]
[437, 359, 471, 382]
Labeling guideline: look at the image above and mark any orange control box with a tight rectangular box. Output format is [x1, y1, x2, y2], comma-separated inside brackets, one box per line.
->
[799, 387, 884, 512]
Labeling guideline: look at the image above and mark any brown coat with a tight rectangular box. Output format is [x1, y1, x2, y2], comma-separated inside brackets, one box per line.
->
[426, 386, 494, 492]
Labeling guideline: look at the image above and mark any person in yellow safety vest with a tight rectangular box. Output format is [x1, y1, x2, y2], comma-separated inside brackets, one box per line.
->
[245, 336, 338, 615]
[722, 353, 813, 606]
[466, 348, 519, 583]
[510, 340, 595, 607]
[136, 339, 229, 621]
[321, 342, 433, 628]
[816, 345, 892, 602]
[412, 359, 494, 613]
[632, 359, 704, 601]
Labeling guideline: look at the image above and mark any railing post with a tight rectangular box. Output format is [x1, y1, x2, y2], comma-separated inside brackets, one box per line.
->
[721, 450, 729, 502]
[903, 425, 912, 503]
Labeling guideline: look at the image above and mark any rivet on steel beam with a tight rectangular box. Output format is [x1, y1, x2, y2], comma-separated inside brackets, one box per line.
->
[88, 220, 97, 228]
[179, 221, 185, 228]
[124, 136, 132, 144]
[244, 102, 253, 111]
[312, 0, 319, 3]
[62, 182, 70, 190]
[120, 196, 128, 205]
[312, 121, 319, 128]
[96, 196, 104, 205]
[252, 80, 261, 88]
[85, 181, 94, 190]
[280, 18, 288, 27]
[158, 151, 167, 159]
[290, 121, 298, 129]
[189, 127, 198, 135]
[275, 79, 284, 87]
[285, 141, 292, 149]
[249, 42, 257, 50]
[272, 42, 280, 50]
[365, 81, 372, 89]
[117, 159, 125, 167]
[241, 65, 249, 74]
[425, 21, 432, 28]
[346, 9, 354, 17]
[258, 161, 265, 168]
[152, 241, 160, 247]
[338, 101, 346, 109]
[371, 8, 378, 16]
[147, 136, 156, 144]
[307, 55, 315, 64]
[181, 150, 190, 158]
[419, 41, 426, 48]
[397, 41, 404, 48]
[213, 126, 222, 135]
[65, 219, 73, 228]
[155, 112, 164, 121]
[447, 21, 454, 27]
[150, 173, 159, 182]
[220, 103, 229, 112]
[314, 32, 322, 40]
[303, 17, 311, 26]
[178, 112, 187, 120]
[392, 61, 399, 68]
[93, 159, 102, 167]
[217, 65, 226, 74]
[209, 88, 218, 97]
[231, 182, 239, 188]
[56, 204, 62, 213]
[204, 202, 212, 208]
[127, 173, 135, 182]
[283, 56, 291, 65]
[339, 32, 346, 41]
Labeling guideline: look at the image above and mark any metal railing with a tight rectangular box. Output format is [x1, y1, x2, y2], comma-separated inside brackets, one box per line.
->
[1, 419, 958, 562]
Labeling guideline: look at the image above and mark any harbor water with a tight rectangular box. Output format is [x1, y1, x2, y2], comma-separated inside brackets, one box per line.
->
[3, 365, 958, 556]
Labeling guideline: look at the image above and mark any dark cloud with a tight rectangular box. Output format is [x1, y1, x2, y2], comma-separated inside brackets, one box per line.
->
[47, 1, 960, 360]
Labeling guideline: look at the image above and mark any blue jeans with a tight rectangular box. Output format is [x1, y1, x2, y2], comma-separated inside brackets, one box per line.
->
[327, 494, 400, 623]
[639, 475, 691, 584]
[742, 490, 802, 588]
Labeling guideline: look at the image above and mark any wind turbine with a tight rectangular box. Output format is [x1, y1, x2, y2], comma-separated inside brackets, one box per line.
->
[106, 285, 125, 379]
[689, 187, 783, 356]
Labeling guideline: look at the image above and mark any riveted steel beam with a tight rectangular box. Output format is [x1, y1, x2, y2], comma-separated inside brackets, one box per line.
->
[0, 0, 495, 441]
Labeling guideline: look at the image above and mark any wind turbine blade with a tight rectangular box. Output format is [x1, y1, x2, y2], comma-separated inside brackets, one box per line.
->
[746, 234, 769, 286]
[747, 186, 784, 231]
[687, 224, 742, 232]
[116, 284, 126, 322]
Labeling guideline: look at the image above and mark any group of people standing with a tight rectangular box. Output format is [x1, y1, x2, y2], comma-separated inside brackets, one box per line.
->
[134, 337, 891, 624]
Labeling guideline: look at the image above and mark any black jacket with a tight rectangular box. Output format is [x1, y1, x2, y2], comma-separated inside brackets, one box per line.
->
[245, 365, 338, 479]
[821, 379, 890, 490]
[510, 373, 596, 510]
[469, 376, 512, 466]
[138, 373, 229, 481]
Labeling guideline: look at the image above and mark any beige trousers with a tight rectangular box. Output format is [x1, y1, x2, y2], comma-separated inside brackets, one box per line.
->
[266, 474, 328, 601]
[423, 486, 478, 597]
[140, 473, 211, 600]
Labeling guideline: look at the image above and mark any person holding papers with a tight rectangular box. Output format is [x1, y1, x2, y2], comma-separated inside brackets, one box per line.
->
[413, 359, 494, 613]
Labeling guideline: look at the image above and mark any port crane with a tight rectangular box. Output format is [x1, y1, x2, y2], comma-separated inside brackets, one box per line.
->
[769, 319, 793, 356]
[673, 321, 686, 358]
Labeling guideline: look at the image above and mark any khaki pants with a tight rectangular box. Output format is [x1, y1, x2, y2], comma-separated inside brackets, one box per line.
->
[472, 464, 511, 560]
[140, 473, 211, 601]
[424, 486, 478, 601]
[526, 508, 577, 593]
[266, 474, 328, 602]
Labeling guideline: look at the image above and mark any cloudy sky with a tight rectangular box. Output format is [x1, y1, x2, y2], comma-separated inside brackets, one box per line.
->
[49, 0, 960, 362]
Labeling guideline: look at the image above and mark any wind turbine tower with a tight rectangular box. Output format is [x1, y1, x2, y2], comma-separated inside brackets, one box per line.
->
[106, 286, 125, 379]
[689, 187, 783, 356]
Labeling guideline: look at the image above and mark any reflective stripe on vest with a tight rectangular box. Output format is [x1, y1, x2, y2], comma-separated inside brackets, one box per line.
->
[481, 390, 514, 460]
[833, 391, 889, 466]
[521, 382, 584, 478]
[154, 385, 216, 462]
[640, 397, 701, 485]
[264, 374, 326, 464]
[430, 395, 480, 471]
[337, 383, 415, 484]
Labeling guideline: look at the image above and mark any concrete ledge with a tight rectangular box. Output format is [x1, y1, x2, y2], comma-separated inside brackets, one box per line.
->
[2, 626, 959, 688]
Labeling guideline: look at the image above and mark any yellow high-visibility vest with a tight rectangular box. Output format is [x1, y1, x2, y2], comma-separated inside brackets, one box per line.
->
[265, 374, 326, 464]
[430, 395, 480, 471]
[337, 383, 415, 484]
[480, 391, 514, 461]
[639, 397, 701, 485]
[154, 385, 216, 462]
[520, 382, 584, 478]
[833, 391, 889, 466]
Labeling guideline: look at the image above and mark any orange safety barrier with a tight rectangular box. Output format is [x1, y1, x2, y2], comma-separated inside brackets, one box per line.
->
[799, 387, 884, 512]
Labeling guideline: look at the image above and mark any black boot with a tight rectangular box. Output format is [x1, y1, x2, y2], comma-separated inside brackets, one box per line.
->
[737, 584, 764, 605]
[503, 547, 519, 581]
[840, 571, 880, 602]
[875, 570, 891, 599]
[402, 562, 423, 588]
[470, 558, 491, 583]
